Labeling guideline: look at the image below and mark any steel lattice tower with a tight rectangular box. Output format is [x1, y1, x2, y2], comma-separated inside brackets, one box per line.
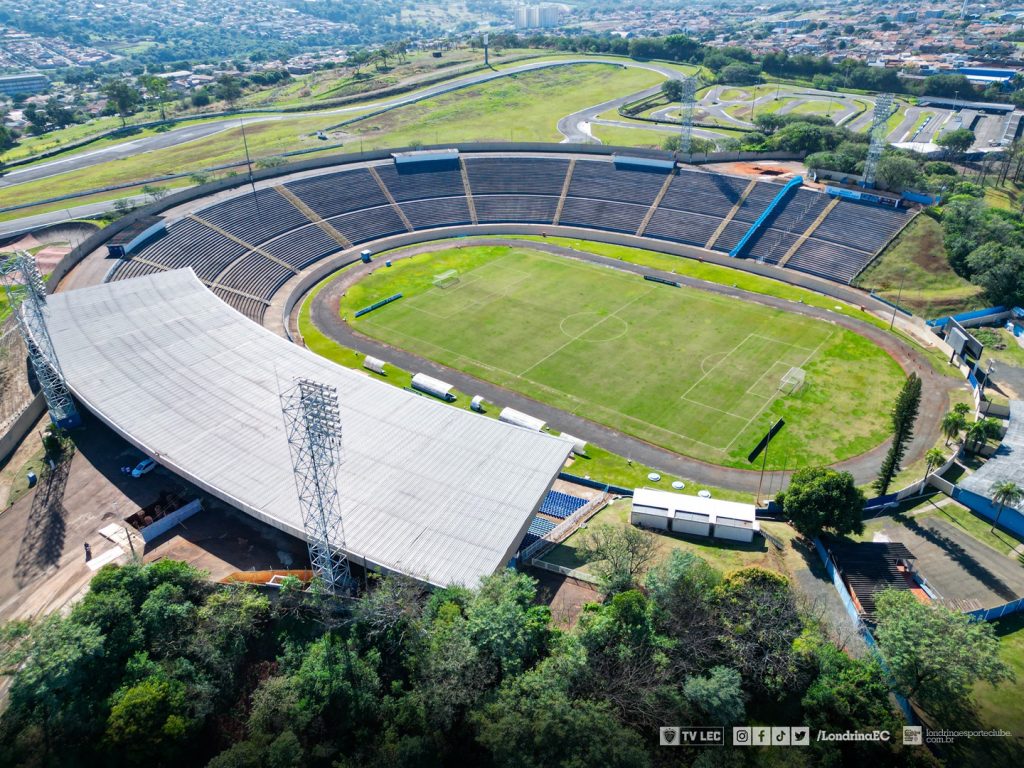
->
[0, 252, 80, 429]
[678, 77, 697, 157]
[862, 93, 894, 188]
[280, 378, 351, 592]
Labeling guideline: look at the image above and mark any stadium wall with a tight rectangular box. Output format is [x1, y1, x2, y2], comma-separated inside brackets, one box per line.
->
[0, 392, 45, 463]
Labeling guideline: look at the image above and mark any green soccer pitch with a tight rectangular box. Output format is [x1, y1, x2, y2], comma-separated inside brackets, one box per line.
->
[338, 245, 904, 470]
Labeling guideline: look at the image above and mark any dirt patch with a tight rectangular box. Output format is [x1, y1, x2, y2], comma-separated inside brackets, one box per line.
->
[528, 566, 601, 628]
[701, 160, 809, 182]
[908, 222, 947, 272]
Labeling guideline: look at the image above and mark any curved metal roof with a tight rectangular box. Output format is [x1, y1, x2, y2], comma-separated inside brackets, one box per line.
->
[44, 269, 571, 586]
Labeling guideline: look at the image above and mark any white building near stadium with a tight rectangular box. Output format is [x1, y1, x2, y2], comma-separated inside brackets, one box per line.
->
[630, 487, 760, 543]
[42, 269, 573, 587]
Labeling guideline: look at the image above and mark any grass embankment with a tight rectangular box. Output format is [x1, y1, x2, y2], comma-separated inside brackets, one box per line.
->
[540, 497, 797, 576]
[3, 63, 664, 210]
[973, 613, 1024, 740]
[337, 244, 902, 470]
[855, 214, 982, 317]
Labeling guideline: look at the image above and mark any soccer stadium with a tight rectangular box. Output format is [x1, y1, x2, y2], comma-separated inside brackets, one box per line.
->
[4, 143, 931, 590]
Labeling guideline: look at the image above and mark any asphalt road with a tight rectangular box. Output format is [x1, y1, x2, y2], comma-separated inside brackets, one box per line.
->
[0, 194, 153, 238]
[309, 236, 957, 492]
[2, 57, 682, 192]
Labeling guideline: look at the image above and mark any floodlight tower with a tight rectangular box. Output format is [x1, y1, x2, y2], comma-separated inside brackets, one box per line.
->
[862, 92, 894, 189]
[678, 77, 697, 157]
[0, 252, 80, 429]
[280, 377, 351, 593]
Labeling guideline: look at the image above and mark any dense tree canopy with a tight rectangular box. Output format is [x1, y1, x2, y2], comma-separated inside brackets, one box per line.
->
[778, 467, 866, 539]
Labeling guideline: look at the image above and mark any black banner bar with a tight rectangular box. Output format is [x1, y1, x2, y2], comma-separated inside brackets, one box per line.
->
[747, 418, 785, 463]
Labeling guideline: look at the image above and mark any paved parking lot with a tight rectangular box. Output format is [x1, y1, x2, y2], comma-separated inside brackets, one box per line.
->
[882, 516, 1024, 612]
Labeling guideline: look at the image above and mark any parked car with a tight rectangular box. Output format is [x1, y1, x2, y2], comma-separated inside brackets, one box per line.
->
[131, 458, 157, 478]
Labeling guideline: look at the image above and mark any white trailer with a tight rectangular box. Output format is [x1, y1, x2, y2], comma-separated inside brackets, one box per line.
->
[363, 355, 386, 375]
[499, 407, 546, 432]
[559, 433, 587, 455]
[411, 373, 456, 401]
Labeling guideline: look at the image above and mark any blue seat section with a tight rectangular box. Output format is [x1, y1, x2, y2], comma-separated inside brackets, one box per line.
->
[659, 169, 750, 215]
[260, 224, 343, 270]
[528, 516, 557, 537]
[539, 490, 588, 520]
[284, 168, 390, 219]
[398, 196, 473, 229]
[326, 204, 409, 244]
[194, 188, 309, 245]
[559, 197, 649, 233]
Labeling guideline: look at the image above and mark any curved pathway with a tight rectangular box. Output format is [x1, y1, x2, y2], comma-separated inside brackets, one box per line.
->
[308, 236, 957, 493]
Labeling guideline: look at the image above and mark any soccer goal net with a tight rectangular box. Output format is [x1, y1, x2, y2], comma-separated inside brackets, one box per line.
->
[433, 269, 460, 289]
[779, 367, 806, 395]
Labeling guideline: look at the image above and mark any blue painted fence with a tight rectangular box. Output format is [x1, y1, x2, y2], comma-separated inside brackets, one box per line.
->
[730, 176, 803, 258]
[968, 597, 1024, 622]
[952, 486, 1024, 539]
[557, 472, 633, 496]
[813, 538, 915, 723]
[354, 293, 402, 318]
[927, 305, 1008, 328]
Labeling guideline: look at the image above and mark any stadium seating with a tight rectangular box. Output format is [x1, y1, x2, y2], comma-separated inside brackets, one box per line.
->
[464, 157, 570, 196]
[568, 159, 667, 206]
[559, 197, 650, 233]
[474, 194, 559, 223]
[260, 224, 343, 270]
[539, 490, 588, 520]
[399, 197, 473, 229]
[113, 154, 915, 323]
[528, 516, 557, 537]
[376, 162, 465, 202]
[128, 218, 247, 282]
[194, 188, 308, 245]
[284, 168, 390, 219]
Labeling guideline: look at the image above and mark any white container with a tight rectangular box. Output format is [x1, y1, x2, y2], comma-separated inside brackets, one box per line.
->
[363, 355, 386, 375]
[499, 407, 546, 432]
[411, 372, 455, 401]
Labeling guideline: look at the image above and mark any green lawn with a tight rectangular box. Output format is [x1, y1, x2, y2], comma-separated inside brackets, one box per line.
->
[3, 63, 665, 210]
[973, 327, 1024, 370]
[538, 498, 794, 575]
[855, 214, 982, 317]
[338, 244, 903, 469]
[973, 613, 1024, 739]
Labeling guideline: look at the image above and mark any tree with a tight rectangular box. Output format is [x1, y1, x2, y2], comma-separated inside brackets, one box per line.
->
[661, 78, 684, 102]
[714, 567, 807, 696]
[874, 590, 1013, 713]
[578, 523, 658, 594]
[215, 76, 243, 105]
[874, 373, 922, 495]
[778, 466, 865, 540]
[941, 410, 966, 446]
[990, 480, 1023, 531]
[142, 184, 171, 203]
[104, 676, 194, 763]
[965, 417, 1002, 453]
[140, 74, 170, 120]
[937, 127, 975, 157]
[922, 448, 946, 486]
[876, 154, 922, 190]
[254, 155, 286, 169]
[102, 80, 141, 127]
[0, 124, 16, 151]
[683, 666, 745, 724]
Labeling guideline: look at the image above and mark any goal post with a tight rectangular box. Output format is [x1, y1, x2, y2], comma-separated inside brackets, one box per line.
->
[433, 269, 460, 289]
[779, 367, 806, 395]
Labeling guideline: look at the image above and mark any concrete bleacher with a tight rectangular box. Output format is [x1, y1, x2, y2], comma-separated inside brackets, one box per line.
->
[464, 156, 569, 196]
[567, 159, 667, 206]
[194, 188, 308, 245]
[284, 168, 391, 219]
[113, 155, 916, 324]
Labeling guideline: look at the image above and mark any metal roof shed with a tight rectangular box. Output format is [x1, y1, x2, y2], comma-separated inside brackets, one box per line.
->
[42, 270, 572, 587]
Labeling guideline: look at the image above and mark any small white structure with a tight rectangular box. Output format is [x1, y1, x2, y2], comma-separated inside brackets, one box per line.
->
[499, 407, 546, 432]
[411, 373, 456, 401]
[363, 355, 386, 375]
[471, 395, 486, 412]
[630, 487, 760, 543]
[559, 433, 587, 455]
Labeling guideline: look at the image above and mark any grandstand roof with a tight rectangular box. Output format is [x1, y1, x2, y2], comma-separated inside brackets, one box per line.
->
[43, 269, 572, 587]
